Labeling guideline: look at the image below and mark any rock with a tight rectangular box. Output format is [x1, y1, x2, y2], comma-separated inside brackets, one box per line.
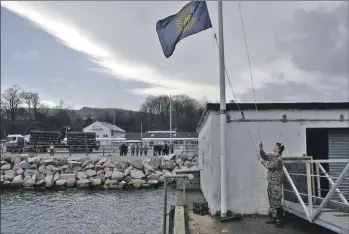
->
[73, 166, 82, 173]
[44, 170, 53, 176]
[77, 179, 90, 188]
[130, 159, 144, 170]
[77, 171, 88, 180]
[142, 183, 151, 188]
[16, 168, 24, 175]
[23, 179, 35, 187]
[29, 164, 38, 169]
[130, 169, 145, 179]
[11, 175, 24, 188]
[97, 170, 105, 176]
[109, 180, 119, 189]
[147, 173, 160, 181]
[119, 181, 126, 188]
[115, 162, 127, 171]
[86, 169, 97, 178]
[82, 160, 94, 168]
[19, 161, 30, 170]
[35, 179, 45, 187]
[38, 173, 46, 180]
[95, 174, 105, 180]
[164, 154, 177, 161]
[149, 157, 161, 169]
[111, 170, 124, 181]
[124, 167, 131, 177]
[46, 165, 59, 172]
[97, 157, 108, 165]
[13, 156, 21, 165]
[0, 175, 4, 182]
[44, 159, 59, 166]
[184, 161, 192, 168]
[85, 164, 95, 170]
[159, 161, 166, 170]
[176, 159, 184, 167]
[165, 161, 176, 170]
[24, 169, 39, 178]
[66, 178, 76, 187]
[53, 172, 60, 181]
[0, 160, 7, 166]
[104, 179, 112, 185]
[105, 171, 112, 178]
[68, 161, 82, 167]
[143, 163, 155, 174]
[129, 179, 146, 188]
[55, 179, 66, 187]
[38, 165, 46, 173]
[124, 176, 132, 183]
[179, 166, 189, 171]
[180, 154, 187, 161]
[64, 167, 74, 174]
[60, 173, 76, 180]
[95, 165, 103, 171]
[147, 180, 159, 185]
[1, 164, 11, 170]
[60, 165, 69, 171]
[91, 179, 102, 187]
[31, 174, 37, 181]
[28, 157, 41, 164]
[103, 162, 115, 168]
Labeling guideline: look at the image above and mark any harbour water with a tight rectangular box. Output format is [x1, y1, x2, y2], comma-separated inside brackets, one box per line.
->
[1, 188, 176, 234]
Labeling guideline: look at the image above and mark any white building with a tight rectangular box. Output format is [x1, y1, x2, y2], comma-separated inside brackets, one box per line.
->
[83, 121, 126, 138]
[197, 102, 349, 215]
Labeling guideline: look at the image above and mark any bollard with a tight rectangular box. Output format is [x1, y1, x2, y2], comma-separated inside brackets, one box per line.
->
[168, 205, 175, 234]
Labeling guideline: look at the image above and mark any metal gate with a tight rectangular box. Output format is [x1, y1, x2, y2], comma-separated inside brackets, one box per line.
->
[328, 129, 349, 201]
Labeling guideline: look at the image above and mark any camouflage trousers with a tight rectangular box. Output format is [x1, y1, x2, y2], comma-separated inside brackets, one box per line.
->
[267, 183, 283, 218]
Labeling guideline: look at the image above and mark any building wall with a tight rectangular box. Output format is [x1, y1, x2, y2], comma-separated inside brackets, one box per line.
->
[199, 109, 349, 215]
[83, 121, 110, 138]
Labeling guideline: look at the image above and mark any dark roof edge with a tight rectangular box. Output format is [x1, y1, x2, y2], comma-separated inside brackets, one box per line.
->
[196, 102, 349, 133]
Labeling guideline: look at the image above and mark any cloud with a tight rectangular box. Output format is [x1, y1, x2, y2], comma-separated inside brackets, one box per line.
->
[1, 1, 348, 106]
[12, 49, 39, 61]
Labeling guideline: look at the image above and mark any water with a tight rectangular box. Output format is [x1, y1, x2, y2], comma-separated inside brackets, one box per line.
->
[1, 189, 176, 234]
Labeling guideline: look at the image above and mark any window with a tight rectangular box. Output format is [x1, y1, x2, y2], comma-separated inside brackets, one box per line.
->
[97, 135, 99, 137]
[6, 137, 16, 142]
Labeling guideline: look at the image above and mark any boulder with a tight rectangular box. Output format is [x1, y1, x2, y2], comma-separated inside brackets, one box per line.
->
[184, 161, 192, 168]
[46, 165, 60, 172]
[16, 168, 24, 175]
[105, 171, 112, 178]
[142, 183, 151, 188]
[97, 170, 105, 176]
[31, 174, 37, 181]
[60, 173, 76, 180]
[130, 169, 145, 179]
[24, 169, 39, 178]
[124, 176, 132, 183]
[59, 165, 69, 171]
[91, 179, 102, 187]
[29, 164, 38, 169]
[82, 160, 94, 168]
[0, 160, 7, 166]
[44, 159, 59, 166]
[111, 170, 124, 181]
[180, 154, 187, 161]
[95, 165, 103, 171]
[147, 180, 159, 185]
[124, 167, 131, 177]
[35, 179, 45, 187]
[95, 174, 105, 180]
[44, 170, 54, 176]
[68, 161, 82, 167]
[85, 164, 95, 170]
[55, 179, 66, 187]
[143, 163, 155, 174]
[103, 162, 115, 168]
[28, 157, 41, 164]
[19, 161, 29, 170]
[147, 173, 160, 181]
[11, 175, 24, 188]
[23, 179, 35, 188]
[1, 163, 11, 170]
[77, 179, 90, 188]
[66, 178, 76, 187]
[119, 180, 126, 188]
[96, 157, 108, 165]
[77, 171, 88, 180]
[165, 161, 176, 170]
[176, 159, 184, 167]
[73, 166, 82, 173]
[149, 157, 161, 169]
[13, 156, 21, 165]
[159, 161, 166, 170]
[115, 162, 127, 171]
[164, 154, 177, 161]
[130, 159, 144, 170]
[86, 169, 97, 178]
[104, 179, 112, 186]
[53, 172, 60, 181]
[38, 173, 46, 180]
[38, 165, 46, 173]
[129, 179, 146, 188]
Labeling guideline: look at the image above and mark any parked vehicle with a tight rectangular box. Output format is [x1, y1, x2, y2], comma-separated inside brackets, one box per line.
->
[5, 134, 25, 153]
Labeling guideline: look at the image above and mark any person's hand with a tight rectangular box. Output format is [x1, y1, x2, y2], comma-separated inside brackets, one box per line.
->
[257, 154, 261, 160]
[259, 142, 263, 150]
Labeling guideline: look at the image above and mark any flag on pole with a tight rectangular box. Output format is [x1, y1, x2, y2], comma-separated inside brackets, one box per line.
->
[156, 1, 212, 58]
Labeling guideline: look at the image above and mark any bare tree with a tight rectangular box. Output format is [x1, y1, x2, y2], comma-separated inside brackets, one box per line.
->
[22, 91, 35, 120]
[1, 85, 23, 121]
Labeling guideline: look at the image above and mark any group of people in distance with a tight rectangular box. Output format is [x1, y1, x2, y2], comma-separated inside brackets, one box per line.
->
[153, 143, 174, 156]
[118, 142, 175, 156]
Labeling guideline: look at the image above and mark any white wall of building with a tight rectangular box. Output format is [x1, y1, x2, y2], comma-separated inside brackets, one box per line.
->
[83, 121, 110, 138]
[199, 108, 349, 215]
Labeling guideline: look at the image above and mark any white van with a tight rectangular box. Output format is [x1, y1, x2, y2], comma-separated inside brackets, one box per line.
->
[5, 134, 25, 152]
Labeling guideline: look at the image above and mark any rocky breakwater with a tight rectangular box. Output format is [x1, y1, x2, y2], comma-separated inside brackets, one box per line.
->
[0, 153, 199, 190]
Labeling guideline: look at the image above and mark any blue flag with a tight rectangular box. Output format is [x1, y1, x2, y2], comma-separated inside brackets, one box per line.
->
[156, 1, 212, 58]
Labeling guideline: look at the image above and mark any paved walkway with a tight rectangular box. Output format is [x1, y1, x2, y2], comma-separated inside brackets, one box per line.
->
[183, 191, 335, 234]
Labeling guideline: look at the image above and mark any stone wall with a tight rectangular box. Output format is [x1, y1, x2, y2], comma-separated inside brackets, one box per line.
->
[0, 153, 198, 190]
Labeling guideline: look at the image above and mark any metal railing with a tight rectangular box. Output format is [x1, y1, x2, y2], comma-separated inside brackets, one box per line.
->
[283, 159, 349, 222]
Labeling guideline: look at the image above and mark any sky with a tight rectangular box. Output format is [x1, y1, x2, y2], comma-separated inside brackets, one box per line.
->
[1, 1, 348, 110]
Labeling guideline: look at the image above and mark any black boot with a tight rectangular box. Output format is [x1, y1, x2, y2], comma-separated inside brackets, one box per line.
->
[265, 216, 276, 224]
[275, 208, 284, 228]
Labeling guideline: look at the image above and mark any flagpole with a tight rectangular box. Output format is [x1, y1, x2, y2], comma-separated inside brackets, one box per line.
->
[170, 94, 172, 144]
[218, 0, 227, 218]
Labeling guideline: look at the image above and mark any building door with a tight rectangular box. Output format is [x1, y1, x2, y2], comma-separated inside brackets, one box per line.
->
[328, 128, 349, 201]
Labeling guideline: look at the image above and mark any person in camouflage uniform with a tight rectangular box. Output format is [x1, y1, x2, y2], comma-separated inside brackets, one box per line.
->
[259, 142, 285, 228]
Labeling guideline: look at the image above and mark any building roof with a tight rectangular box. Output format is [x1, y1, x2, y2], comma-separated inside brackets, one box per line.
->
[197, 102, 349, 133]
[125, 132, 198, 141]
[99, 122, 126, 132]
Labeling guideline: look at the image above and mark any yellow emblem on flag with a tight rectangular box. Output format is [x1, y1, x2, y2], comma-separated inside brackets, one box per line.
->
[176, 5, 198, 34]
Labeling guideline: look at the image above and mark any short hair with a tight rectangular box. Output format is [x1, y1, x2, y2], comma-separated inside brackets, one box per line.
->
[276, 142, 285, 154]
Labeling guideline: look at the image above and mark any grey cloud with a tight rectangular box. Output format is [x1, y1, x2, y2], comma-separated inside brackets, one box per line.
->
[13, 49, 40, 61]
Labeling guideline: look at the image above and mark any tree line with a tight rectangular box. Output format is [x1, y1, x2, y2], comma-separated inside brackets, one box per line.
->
[0, 85, 205, 139]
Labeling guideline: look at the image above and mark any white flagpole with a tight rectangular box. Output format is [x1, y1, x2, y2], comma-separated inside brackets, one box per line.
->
[170, 94, 172, 144]
[218, 0, 227, 218]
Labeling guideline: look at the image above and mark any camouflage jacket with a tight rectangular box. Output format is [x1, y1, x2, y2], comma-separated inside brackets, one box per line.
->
[260, 150, 283, 185]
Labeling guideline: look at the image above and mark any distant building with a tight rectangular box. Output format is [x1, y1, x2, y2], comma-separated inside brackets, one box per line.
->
[83, 121, 126, 138]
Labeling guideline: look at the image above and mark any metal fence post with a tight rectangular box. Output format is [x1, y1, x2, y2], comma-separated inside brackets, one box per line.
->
[183, 177, 186, 206]
[69, 146, 71, 156]
[306, 162, 313, 215]
[315, 163, 321, 198]
[163, 177, 168, 234]
[86, 145, 88, 156]
[103, 146, 105, 156]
